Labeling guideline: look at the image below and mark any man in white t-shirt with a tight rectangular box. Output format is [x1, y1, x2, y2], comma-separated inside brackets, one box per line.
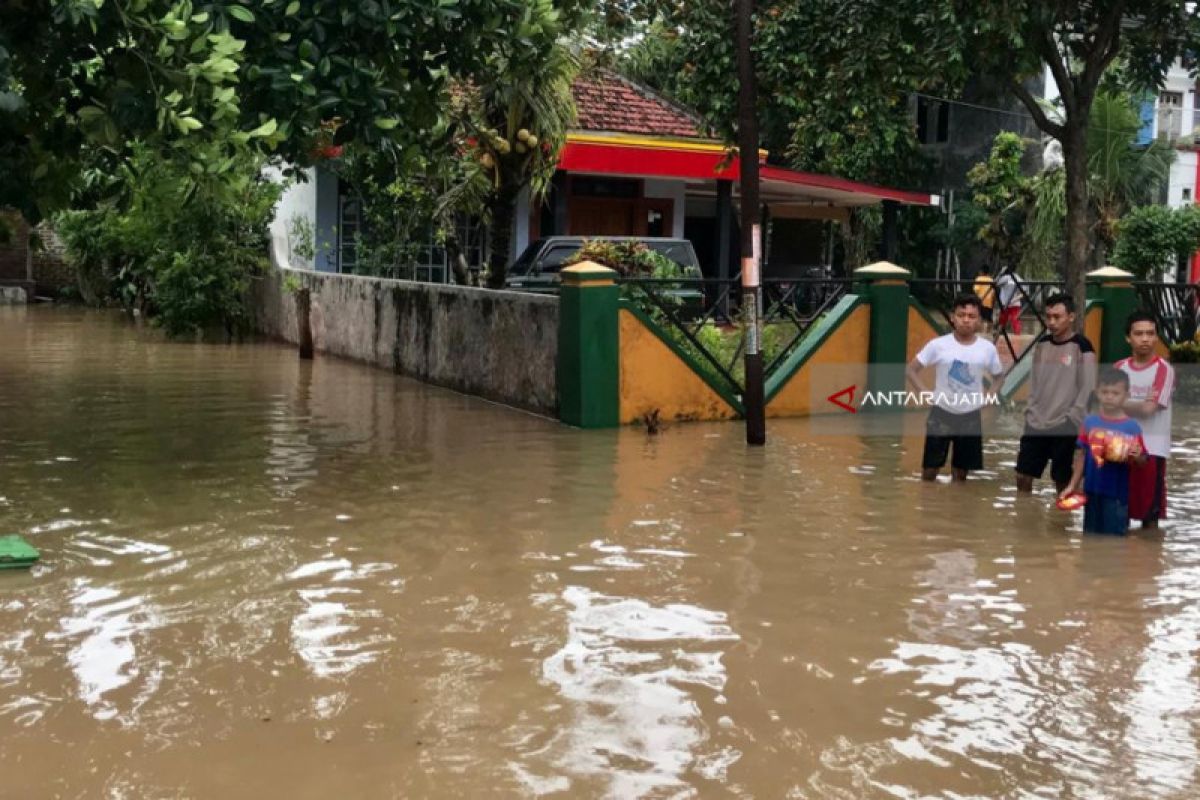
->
[1116, 310, 1176, 529]
[905, 295, 1005, 481]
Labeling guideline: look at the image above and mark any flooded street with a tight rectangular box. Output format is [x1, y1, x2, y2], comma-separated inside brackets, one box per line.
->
[3, 306, 1200, 798]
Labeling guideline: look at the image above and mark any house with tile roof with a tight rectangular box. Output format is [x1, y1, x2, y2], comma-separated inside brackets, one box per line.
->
[270, 70, 939, 281]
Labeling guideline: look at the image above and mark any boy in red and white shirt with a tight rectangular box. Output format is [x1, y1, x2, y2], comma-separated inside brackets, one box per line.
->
[1116, 311, 1176, 529]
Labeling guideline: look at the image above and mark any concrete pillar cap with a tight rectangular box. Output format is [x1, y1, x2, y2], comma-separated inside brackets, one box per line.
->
[561, 261, 618, 285]
[1086, 266, 1135, 281]
[854, 261, 911, 279]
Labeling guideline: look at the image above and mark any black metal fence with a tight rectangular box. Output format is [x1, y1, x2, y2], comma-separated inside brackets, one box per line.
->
[909, 276, 1067, 369]
[1134, 282, 1200, 345]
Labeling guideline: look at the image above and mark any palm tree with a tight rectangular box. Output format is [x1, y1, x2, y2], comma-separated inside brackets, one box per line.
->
[444, 35, 579, 288]
[1086, 91, 1175, 267]
[1024, 90, 1175, 274]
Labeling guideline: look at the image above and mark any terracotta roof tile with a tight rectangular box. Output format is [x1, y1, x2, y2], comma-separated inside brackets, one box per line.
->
[571, 71, 709, 140]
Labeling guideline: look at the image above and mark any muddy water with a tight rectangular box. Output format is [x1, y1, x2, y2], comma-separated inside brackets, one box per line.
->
[2, 306, 1200, 799]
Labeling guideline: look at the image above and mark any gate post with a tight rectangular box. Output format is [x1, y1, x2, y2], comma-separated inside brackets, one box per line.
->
[557, 261, 620, 428]
[855, 261, 912, 403]
[1087, 266, 1137, 363]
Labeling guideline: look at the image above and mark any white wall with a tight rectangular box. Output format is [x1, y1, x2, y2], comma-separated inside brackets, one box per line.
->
[266, 166, 318, 269]
[513, 187, 531, 260]
[643, 178, 687, 237]
[1168, 150, 1197, 208]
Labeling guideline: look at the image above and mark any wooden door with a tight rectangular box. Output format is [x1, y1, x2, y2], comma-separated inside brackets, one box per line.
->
[569, 198, 637, 236]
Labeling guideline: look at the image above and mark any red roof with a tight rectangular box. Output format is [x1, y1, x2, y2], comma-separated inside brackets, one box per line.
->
[572, 71, 707, 139]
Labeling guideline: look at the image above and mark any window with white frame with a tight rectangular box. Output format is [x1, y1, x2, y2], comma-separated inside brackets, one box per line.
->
[1157, 91, 1184, 140]
[413, 215, 489, 283]
[337, 196, 360, 273]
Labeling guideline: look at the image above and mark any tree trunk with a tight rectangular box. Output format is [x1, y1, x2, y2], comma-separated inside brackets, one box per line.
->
[486, 182, 519, 289]
[444, 222, 472, 286]
[1061, 119, 1091, 320]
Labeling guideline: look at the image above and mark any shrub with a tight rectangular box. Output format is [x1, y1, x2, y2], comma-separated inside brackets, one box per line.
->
[55, 146, 280, 336]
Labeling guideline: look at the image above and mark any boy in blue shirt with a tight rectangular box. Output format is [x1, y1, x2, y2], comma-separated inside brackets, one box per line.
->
[1060, 368, 1147, 535]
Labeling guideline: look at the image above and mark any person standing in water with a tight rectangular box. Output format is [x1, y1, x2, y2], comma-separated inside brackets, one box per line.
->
[1015, 293, 1096, 494]
[906, 295, 1004, 482]
[1116, 311, 1176, 529]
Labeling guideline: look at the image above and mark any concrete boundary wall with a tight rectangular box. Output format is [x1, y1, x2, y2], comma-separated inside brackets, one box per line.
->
[251, 267, 559, 416]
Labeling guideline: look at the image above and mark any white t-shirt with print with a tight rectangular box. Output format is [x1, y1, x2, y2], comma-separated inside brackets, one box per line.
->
[915, 333, 1004, 414]
[1116, 355, 1175, 458]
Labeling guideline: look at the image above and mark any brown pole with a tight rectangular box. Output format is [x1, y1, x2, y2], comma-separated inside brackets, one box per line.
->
[296, 286, 314, 360]
[735, 0, 765, 445]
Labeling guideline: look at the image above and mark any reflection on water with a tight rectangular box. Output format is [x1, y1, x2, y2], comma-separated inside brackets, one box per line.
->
[2, 306, 1200, 797]
[538, 585, 739, 796]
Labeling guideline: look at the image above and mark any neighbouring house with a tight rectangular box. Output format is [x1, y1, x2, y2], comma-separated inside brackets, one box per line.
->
[269, 70, 939, 282]
[0, 212, 72, 299]
[1133, 59, 1200, 282]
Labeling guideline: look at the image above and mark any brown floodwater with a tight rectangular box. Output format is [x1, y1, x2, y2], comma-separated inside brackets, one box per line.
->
[2, 305, 1200, 799]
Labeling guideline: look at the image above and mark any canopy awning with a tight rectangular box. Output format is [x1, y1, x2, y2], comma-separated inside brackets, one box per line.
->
[558, 133, 940, 209]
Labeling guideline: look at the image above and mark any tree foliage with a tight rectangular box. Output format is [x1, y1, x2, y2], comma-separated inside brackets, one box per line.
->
[0, 0, 575, 221]
[1113, 204, 1200, 279]
[966, 132, 1030, 269]
[956, 0, 1198, 306]
[617, 0, 965, 185]
[55, 145, 280, 336]
[445, 34, 580, 288]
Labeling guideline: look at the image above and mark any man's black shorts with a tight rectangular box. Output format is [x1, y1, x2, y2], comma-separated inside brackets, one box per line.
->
[1016, 424, 1077, 485]
[922, 407, 984, 471]
[981, 306, 994, 323]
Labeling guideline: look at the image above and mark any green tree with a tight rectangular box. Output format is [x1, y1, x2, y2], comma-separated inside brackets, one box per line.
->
[622, 0, 965, 185]
[956, 0, 1197, 311]
[1113, 204, 1200, 279]
[966, 132, 1030, 270]
[56, 144, 280, 336]
[1019, 91, 1174, 275]
[446, 37, 580, 288]
[1086, 91, 1175, 265]
[0, 0, 572, 222]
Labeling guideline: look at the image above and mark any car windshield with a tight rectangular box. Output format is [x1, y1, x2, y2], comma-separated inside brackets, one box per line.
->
[509, 240, 546, 277]
[539, 246, 579, 273]
[645, 241, 698, 269]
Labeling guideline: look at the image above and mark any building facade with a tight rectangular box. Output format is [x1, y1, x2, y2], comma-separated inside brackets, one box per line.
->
[271, 71, 939, 283]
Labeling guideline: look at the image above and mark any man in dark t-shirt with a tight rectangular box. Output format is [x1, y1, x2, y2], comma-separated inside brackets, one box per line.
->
[1016, 293, 1097, 493]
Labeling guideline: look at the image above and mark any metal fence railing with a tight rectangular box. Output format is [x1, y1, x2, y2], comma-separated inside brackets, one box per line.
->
[909, 275, 1067, 369]
[618, 276, 853, 398]
[1134, 282, 1200, 346]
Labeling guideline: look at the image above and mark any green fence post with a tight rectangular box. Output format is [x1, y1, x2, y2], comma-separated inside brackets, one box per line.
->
[557, 261, 619, 428]
[855, 261, 911, 403]
[1087, 266, 1137, 363]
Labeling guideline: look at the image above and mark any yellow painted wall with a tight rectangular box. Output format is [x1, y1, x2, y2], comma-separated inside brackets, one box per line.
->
[1083, 304, 1168, 359]
[907, 305, 942, 389]
[766, 304, 870, 416]
[618, 309, 738, 423]
[1085, 305, 1102, 352]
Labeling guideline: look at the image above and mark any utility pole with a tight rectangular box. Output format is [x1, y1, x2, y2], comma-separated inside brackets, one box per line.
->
[735, 0, 765, 445]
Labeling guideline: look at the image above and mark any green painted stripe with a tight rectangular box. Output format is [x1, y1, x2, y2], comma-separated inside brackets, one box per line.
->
[620, 301, 745, 416]
[764, 294, 866, 402]
[908, 297, 947, 336]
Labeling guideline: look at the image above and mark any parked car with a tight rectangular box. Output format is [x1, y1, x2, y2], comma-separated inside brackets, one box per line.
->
[505, 236, 701, 293]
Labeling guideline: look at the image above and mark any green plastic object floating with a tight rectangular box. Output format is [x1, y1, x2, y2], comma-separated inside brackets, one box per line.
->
[0, 535, 39, 570]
